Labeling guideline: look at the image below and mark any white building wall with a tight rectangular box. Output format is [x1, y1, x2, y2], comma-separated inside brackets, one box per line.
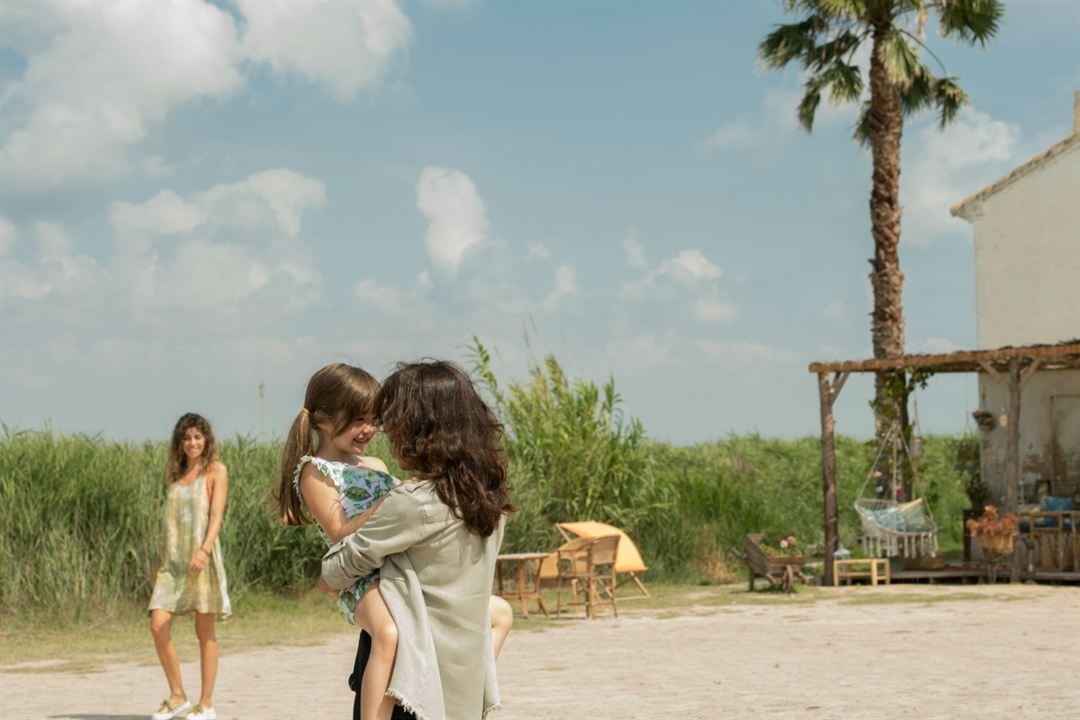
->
[979, 371, 1080, 501]
[970, 141, 1080, 349]
[959, 108, 1080, 504]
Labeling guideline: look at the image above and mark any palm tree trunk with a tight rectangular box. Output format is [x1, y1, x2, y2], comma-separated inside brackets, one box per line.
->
[867, 23, 907, 465]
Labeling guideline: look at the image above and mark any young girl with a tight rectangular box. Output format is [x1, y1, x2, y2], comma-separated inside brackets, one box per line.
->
[277, 364, 512, 720]
[148, 413, 231, 720]
[322, 360, 515, 720]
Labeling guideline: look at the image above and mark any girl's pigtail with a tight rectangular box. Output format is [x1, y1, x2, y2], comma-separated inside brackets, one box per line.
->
[276, 410, 316, 526]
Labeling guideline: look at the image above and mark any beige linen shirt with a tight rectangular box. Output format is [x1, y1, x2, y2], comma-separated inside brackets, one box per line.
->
[322, 480, 503, 720]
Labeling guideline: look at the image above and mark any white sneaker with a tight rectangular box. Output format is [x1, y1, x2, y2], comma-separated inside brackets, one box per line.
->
[150, 698, 191, 720]
[184, 705, 217, 720]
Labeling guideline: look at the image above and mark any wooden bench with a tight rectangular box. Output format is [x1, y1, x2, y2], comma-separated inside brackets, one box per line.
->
[833, 558, 891, 586]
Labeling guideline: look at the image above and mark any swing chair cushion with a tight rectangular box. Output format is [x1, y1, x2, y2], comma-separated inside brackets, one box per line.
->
[857, 499, 937, 534]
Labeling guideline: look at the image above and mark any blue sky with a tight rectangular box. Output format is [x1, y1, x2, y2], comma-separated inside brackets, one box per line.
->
[1, 0, 1077, 443]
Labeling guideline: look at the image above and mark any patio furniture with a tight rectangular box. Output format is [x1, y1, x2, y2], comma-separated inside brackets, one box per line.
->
[495, 552, 550, 619]
[555, 535, 620, 619]
[1018, 508, 1078, 572]
[539, 521, 650, 597]
[746, 534, 806, 594]
[833, 558, 891, 586]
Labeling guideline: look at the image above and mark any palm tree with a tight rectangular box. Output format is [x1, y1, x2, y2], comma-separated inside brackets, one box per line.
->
[759, 0, 1003, 448]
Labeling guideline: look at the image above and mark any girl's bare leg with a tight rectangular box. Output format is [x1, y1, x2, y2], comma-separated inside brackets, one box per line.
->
[194, 612, 219, 709]
[150, 609, 186, 703]
[488, 595, 513, 658]
[353, 581, 398, 720]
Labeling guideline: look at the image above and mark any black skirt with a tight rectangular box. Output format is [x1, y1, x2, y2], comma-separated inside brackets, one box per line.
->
[349, 630, 417, 720]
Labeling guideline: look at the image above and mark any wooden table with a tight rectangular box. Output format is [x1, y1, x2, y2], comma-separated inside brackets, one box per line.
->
[496, 552, 550, 618]
[833, 558, 891, 586]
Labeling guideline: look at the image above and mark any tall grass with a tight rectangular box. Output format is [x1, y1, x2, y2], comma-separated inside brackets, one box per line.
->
[470, 342, 970, 580]
[1, 354, 971, 625]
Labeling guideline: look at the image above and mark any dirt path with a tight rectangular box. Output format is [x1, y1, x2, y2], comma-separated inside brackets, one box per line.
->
[5, 585, 1079, 720]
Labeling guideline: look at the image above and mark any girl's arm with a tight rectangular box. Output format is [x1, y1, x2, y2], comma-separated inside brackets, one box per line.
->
[321, 487, 426, 590]
[189, 461, 228, 572]
[299, 464, 385, 544]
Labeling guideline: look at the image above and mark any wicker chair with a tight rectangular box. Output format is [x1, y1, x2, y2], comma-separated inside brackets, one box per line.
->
[555, 535, 620, 619]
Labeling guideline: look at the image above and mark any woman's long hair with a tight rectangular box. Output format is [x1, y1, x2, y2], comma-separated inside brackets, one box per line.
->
[376, 360, 513, 537]
[165, 413, 219, 485]
[276, 363, 380, 526]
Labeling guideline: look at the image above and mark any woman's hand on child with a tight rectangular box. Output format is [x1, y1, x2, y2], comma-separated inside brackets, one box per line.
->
[188, 548, 209, 573]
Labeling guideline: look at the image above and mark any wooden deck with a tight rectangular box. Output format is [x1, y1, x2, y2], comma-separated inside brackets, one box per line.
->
[885, 564, 1080, 584]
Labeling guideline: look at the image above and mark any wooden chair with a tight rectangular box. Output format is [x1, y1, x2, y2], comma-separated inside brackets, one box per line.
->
[555, 535, 620, 619]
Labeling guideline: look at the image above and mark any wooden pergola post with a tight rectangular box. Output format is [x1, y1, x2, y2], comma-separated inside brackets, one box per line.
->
[818, 371, 848, 587]
[1006, 357, 1022, 582]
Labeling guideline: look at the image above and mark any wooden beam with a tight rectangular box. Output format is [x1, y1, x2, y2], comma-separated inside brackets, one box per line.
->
[818, 372, 839, 587]
[1006, 357, 1022, 583]
[1019, 357, 1042, 391]
[807, 342, 1080, 374]
[830, 371, 850, 402]
[979, 361, 1007, 388]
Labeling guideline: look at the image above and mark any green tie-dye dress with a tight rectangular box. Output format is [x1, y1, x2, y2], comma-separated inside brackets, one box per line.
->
[148, 472, 231, 617]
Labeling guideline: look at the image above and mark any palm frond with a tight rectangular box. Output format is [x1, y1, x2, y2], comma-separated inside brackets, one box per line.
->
[821, 62, 864, 104]
[938, 0, 1004, 47]
[807, 30, 865, 71]
[758, 19, 820, 69]
[899, 68, 936, 115]
[798, 79, 824, 132]
[880, 29, 922, 88]
[933, 76, 969, 127]
[817, 0, 869, 19]
[853, 99, 873, 147]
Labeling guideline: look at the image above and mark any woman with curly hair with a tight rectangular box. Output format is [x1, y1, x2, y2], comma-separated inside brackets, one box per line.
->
[148, 413, 231, 720]
[323, 360, 514, 720]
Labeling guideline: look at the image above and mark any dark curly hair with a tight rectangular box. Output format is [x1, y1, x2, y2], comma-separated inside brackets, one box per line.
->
[376, 360, 513, 537]
[166, 412, 218, 484]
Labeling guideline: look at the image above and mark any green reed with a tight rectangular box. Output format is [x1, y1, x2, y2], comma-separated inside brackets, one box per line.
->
[0, 358, 969, 624]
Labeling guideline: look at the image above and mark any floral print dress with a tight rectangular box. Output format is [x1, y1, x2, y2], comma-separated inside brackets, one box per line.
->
[293, 456, 398, 623]
[148, 473, 231, 617]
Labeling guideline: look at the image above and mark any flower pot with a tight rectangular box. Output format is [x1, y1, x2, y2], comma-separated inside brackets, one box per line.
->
[978, 533, 1015, 560]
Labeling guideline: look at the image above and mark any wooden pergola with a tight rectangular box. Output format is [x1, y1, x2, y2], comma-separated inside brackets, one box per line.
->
[810, 342, 1080, 586]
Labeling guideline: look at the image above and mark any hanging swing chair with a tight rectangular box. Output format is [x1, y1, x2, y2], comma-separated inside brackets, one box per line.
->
[854, 410, 939, 558]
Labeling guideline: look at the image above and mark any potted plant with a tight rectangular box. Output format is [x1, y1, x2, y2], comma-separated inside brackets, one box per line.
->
[965, 505, 1018, 560]
[763, 535, 803, 564]
[956, 437, 988, 561]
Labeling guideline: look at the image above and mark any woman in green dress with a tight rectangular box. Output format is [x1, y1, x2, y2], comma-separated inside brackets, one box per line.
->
[148, 413, 231, 720]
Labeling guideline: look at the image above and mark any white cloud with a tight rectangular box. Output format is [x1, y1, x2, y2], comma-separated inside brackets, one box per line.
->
[911, 336, 960, 354]
[416, 166, 489, 274]
[604, 334, 672, 375]
[0, 217, 15, 257]
[693, 295, 738, 323]
[1, 1, 243, 189]
[1, 1, 415, 190]
[903, 109, 1023, 245]
[701, 119, 758, 152]
[542, 265, 577, 311]
[140, 155, 173, 178]
[355, 278, 403, 311]
[236, 0, 413, 103]
[619, 245, 734, 322]
[658, 249, 721, 286]
[111, 169, 326, 240]
[819, 299, 846, 323]
[0, 221, 98, 301]
[526, 242, 551, 261]
[420, 0, 475, 11]
[110, 190, 206, 238]
[697, 340, 801, 370]
[623, 230, 647, 269]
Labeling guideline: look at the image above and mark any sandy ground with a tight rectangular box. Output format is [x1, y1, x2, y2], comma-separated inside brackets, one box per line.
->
[4, 584, 1079, 720]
